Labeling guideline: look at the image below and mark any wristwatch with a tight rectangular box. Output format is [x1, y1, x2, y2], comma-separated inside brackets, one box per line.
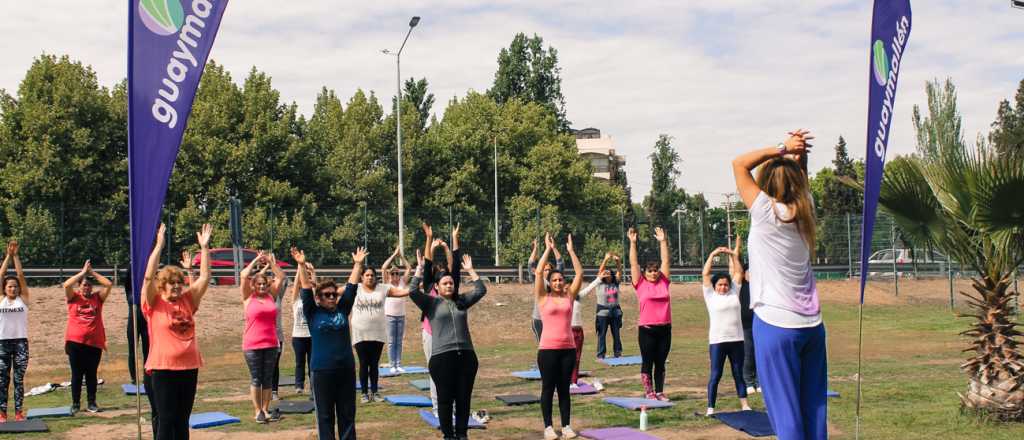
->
[776, 142, 787, 155]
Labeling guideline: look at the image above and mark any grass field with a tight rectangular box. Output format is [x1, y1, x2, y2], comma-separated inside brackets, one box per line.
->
[9, 277, 1024, 439]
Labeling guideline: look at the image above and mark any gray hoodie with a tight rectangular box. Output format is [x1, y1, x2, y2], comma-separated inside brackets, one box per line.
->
[408, 275, 486, 356]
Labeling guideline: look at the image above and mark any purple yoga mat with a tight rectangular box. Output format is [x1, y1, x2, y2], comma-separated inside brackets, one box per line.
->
[570, 382, 599, 395]
[581, 427, 661, 440]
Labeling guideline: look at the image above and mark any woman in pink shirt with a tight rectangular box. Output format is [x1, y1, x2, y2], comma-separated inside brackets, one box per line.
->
[534, 233, 585, 440]
[628, 226, 673, 401]
[239, 251, 285, 423]
[141, 223, 212, 440]
[62, 259, 113, 414]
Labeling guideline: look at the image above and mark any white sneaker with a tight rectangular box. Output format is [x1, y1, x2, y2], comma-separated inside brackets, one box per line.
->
[756, 386, 763, 393]
[593, 379, 604, 391]
[396, 366, 406, 373]
[544, 426, 559, 440]
[561, 425, 578, 439]
[569, 383, 579, 389]
[747, 386, 756, 395]
[705, 408, 715, 416]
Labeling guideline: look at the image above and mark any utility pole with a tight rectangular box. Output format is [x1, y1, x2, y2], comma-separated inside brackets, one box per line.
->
[724, 193, 735, 249]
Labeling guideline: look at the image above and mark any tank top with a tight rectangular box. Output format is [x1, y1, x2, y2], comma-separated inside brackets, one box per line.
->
[243, 294, 280, 350]
[143, 293, 203, 372]
[0, 296, 28, 340]
[65, 291, 106, 349]
[538, 295, 575, 350]
[350, 283, 388, 344]
[292, 297, 310, 338]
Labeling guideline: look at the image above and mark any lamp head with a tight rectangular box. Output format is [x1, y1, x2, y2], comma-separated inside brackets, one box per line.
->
[409, 16, 421, 27]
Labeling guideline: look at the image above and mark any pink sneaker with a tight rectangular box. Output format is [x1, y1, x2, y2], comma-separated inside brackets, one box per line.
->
[655, 392, 670, 402]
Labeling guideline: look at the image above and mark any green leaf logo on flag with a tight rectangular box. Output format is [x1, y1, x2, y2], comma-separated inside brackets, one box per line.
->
[139, 0, 185, 36]
[872, 40, 890, 87]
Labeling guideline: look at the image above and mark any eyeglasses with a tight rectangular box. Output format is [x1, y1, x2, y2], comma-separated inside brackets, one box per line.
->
[320, 291, 338, 300]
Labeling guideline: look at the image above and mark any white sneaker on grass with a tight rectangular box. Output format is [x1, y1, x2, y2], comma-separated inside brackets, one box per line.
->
[747, 386, 756, 395]
[561, 425, 578, 439]
[544, 426, 559, 440]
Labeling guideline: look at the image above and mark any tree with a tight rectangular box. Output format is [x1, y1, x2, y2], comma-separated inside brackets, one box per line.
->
[392, 77, 434, 131]
[913, 79, 963, 160]
[489, 33, 570, 131]
[879, 79, 1024, 421]
[816, 136, 864, 263]
[642, 134, 687, 234]
[989, 78, 1024, 156]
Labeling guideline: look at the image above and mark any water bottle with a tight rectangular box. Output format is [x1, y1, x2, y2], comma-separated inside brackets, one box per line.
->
[639, 405, 648, 431]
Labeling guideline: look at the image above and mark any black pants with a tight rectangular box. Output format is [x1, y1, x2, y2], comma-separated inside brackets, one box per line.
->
[150, 369, 198, 440]
[65, 341, 102, 406]
[742, 327, 758, 388]
[126, 304, 150, 384]
[272, 341, 283, 392]
[292, 337, 312, 390]
[312, 366, 357, 440]
[354, 341, 384, 394]
[538, 348, 574, 428]
[638, 324, 672, 393]
[595, 312, 623, 358]
[429, 350, 478, 438]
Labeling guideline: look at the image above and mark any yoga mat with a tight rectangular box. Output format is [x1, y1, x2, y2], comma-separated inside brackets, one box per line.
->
[512, 370, 541, 380]
[385, 394, 433, 407]
[418, 409, 486, 430]
[409, 379, 431, 391]
[377, 367, 400, 378]
[122, 383, 146, 395]
[496, 394, 540, 405]
[0, 419, 48, 433]
[399, 366, 430, 374]
[603, 397, 674, 410]
[274, 400, 315, 414]
[827, 389, 840, 398]
[189, 412, 241, 429]
[712, 410, 775, 437]
[580, 427, 661, 440]
[277, 375, 296, 387]
[26, 406, 73, 419]
[570, 382, 599, 395]
[598, 356, 642, 366]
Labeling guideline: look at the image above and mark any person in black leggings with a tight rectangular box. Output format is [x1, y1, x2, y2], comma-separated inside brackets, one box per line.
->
[408, 225, 486, 440]
[628, 226, 674, 401]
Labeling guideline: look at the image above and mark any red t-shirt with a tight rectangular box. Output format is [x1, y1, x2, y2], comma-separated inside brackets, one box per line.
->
[65, 291, 106, 349]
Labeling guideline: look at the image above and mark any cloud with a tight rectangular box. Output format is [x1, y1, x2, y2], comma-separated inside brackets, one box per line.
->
[1, 1, 1020, 204]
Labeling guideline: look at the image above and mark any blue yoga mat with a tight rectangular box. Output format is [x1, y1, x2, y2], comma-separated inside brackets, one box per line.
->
[377, 368, 400, 378]
[712, 410, 775, 437]
[603, 397, 674, 410]
[418, 409, 486, 429]
[0, 419, 48, 433]
[26, 406, 73, 419]
[409, 379, 431, 391]
[512, 370, 541, 380]
[122, 383, 146, 395]
[827, 389, 840, 398]
[598, 355, 642, 366]
[399, 366, 430, 374]
[385, 394, 433, 407]
[189, 412, 240, 429]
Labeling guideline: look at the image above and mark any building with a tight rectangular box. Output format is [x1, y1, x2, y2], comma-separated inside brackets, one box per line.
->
[573, 127, 626, 181]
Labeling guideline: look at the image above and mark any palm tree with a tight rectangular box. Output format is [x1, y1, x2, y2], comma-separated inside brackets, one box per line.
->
[877, 143, 1024, 420]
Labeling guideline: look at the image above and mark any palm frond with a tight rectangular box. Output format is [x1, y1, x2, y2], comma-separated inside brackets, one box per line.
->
[878, 156, 945, 245]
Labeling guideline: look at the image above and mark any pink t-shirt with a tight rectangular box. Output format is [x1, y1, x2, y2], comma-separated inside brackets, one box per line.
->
[65, 291, 106, 349]
[243, 295, 280, 351]
[538, 296, 575, 350]
[421, 286, 439, 336]
[143, 293, 203, 372]
[633, 275, 672, 326]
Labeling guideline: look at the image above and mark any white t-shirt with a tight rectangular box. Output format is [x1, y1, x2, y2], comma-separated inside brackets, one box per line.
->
[384, 280, 406, 317]
[572, 278, 602, 327]
[292, 297, 310, 338]
[350, 283, 389, 344]
[747, 191, 822, 328]
[702, 284, 745, 344]
[0, 296, 29, 340]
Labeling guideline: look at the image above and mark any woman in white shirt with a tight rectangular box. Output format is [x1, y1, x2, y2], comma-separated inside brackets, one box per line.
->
[0, 241, 29, 422]
[732, 129, 826, 440]
[381, 246, 411, 373]
[700, 246, 751, 416]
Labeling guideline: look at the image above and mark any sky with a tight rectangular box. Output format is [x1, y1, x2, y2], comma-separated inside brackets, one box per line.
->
[2, 1, 1023, 204]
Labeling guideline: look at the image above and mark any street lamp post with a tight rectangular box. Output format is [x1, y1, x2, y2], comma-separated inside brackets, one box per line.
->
[672, 208, 684, 265]
[494, 135, 500, 267]
[382, 16, 420, 255]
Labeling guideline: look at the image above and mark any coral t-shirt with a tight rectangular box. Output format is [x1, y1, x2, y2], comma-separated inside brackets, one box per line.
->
[633, 275, 672, 326]
[143, 293, 203, 372]
[538, 296, 575, 350]
[66, 292, 106, 349]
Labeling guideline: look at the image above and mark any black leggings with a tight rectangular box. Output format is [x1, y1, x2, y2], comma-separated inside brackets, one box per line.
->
[65, 341, 102, 405]
[126, 304, 150, 384]
[429, 350, 478, 438]
[292, 337, 312, 390]
[150, 369, 198, 440]
[638, 324, 672, 393]
[538, 348, 575, 428]
[312, 366, 357, 440]
[244, 347, 278, 388]
[354, 341, 384, 394]
[708, 341, 747, 408]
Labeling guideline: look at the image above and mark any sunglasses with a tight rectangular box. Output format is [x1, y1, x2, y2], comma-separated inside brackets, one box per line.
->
[319, 291, 338, 300]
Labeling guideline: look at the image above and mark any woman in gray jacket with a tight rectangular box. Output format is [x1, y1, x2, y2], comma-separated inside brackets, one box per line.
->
[409, 238, 486, 440]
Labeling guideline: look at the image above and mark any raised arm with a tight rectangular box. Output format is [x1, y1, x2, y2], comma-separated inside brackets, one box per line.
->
[179, 250, 194, 285]
[92, 263, 114, 303]
[442, 241, 454, 274]
[291, 248, 311, 290]
[702, 247, 727, 287]
[627, 228, 640, 285]
[654, 227, 670, 279]
[239, 251, 264, 301]
[733, 129, 813, 208]
[597, 252, 611, 278]
[452, 223, 460, 252]
[0, 245, 10, 283]
[534, 233, 554, 302]
[456, 254, 487, 308]
[400, 255, 411, 287]
[348, 247, 367, 285]
[381, 245, 399, 278]
[552, 242, 564, 272]
[566, 234, 585, 296]
[189, 224, 213, 307]
[64, 260, 91, 301]
[141, 224, 166, 307]
[267, 252, 286, 298]
[730, 236, 744, 283]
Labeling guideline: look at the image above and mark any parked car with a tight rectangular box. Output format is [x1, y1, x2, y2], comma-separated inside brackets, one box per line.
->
[868, 248, 948, 265]
[192, 248, 291, 285]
